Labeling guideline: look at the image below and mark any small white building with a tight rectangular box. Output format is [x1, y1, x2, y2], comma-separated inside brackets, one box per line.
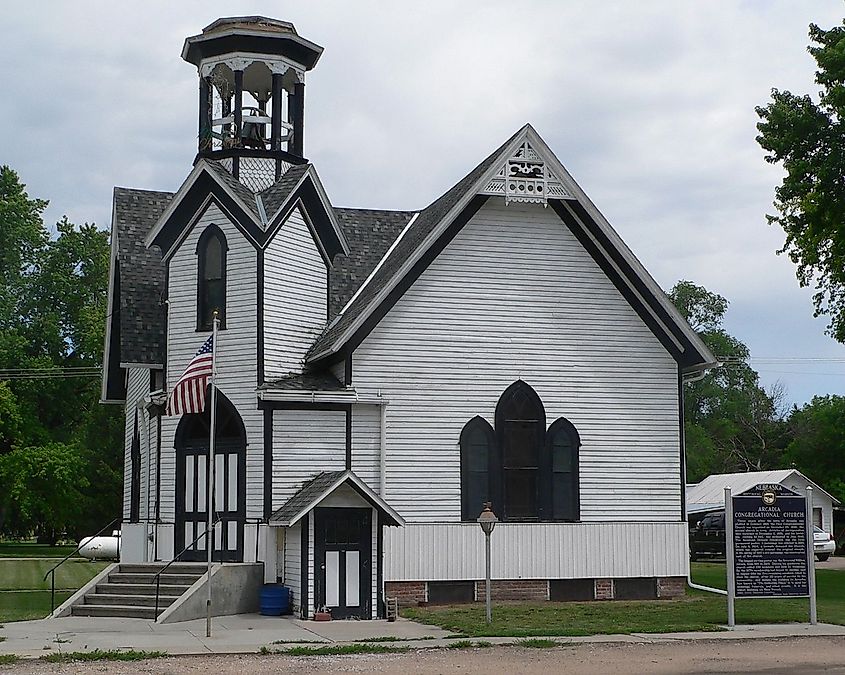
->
[100, 16, 716, 619]
[686, 469, 839, 533]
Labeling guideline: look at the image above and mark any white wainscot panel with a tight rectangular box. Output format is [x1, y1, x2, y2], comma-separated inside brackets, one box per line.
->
[384, 522, 689, 581]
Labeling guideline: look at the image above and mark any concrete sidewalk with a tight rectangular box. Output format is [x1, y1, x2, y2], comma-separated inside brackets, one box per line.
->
[1, 614, 844, 659]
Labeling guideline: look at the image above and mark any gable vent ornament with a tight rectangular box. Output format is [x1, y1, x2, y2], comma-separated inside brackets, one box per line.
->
[481, 141, 573, 205]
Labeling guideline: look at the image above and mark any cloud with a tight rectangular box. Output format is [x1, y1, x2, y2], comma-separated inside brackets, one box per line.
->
[2, 0, 843, 404]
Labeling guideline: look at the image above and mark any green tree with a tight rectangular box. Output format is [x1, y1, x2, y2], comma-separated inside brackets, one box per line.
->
[0, 166, 122, 541]
[669, 281, 788, 481]
[0, 443, 90, 544]
[756, 20, 845, 342]
[785, 395, 845, 505]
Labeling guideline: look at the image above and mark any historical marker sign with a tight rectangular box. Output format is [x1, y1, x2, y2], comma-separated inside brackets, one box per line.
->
[724, 483, 817, 628]
[730, 483, 808, 597]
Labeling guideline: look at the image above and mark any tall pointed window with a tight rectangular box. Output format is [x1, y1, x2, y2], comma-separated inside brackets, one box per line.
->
[459, 417, 496, 521]
[459, 380, 581, 523]
[546, 418, 580, 521]
[496, 381, 546, 521]
[197, 224, 227, 331]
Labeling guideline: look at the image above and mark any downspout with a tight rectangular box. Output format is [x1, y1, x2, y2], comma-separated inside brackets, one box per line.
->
[682, 363, 725, 595]
[379, 391, 387, 498]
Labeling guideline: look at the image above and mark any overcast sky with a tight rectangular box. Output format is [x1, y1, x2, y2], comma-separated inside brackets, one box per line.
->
[2, 1, 844, 407]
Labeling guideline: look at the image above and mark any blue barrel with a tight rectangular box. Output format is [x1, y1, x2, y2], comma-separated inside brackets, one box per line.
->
[260, 584, 290, 616]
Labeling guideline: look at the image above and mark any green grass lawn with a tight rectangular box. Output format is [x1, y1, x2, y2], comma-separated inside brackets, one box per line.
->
[0, 557, 109, 623]
[401, 563, 845, 637]
[0, 543, 78, 559]
[0, 591, 73, 622]
[0, 559, 108, 591]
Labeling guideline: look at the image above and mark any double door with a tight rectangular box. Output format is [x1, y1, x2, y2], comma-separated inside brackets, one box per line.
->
[314, 508, 372, 619]
[175, 443, 245, 562]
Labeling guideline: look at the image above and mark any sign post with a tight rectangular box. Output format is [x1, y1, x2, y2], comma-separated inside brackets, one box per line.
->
[727, 483, 816, 628]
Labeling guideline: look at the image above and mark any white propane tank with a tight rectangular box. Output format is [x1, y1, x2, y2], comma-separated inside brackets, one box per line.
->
[78, 531, 120, 560]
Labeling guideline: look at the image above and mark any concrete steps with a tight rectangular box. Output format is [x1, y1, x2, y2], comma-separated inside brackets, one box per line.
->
[71, 563, 207, 619]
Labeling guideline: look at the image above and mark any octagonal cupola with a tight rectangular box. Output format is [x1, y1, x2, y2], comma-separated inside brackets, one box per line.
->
[183, 16, 323, 190]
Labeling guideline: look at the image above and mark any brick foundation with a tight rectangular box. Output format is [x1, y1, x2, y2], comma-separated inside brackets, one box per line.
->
[657, 576, 686, 599]
[594, 579, 614, 600]
[385, 576, 685, 606]
[385, 581, 426, 608]
[474, 579, 548, 601]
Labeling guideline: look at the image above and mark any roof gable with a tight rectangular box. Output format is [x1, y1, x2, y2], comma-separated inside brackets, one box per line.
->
[687, 469, 840, 508]
[146, 160, 349, 264]
[269, 470, 404, 526]
[306, 124, 716, 372]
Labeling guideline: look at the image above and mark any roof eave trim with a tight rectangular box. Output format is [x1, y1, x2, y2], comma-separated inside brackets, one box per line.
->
[145, 160, 262, 251]
[270, 470, 404, 526]
[523, 126, 716, 368]
[306, 131, 530, 363]
[306, 166, 349, 256]
[100, 197, 120, 403]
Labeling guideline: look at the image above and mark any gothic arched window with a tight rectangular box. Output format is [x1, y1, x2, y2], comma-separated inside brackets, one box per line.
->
[196, 224, 227, 331]
[459, 381, 581, 523]
[459, 416, 497, 521]
[545, 417, 580, 521]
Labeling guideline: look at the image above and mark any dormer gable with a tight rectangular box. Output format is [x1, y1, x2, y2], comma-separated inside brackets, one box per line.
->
[145, 159, 348, 263]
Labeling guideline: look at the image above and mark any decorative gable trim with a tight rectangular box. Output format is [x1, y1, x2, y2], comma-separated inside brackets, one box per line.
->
[480, 139, 574, 205]
[307, 124, 715, 373]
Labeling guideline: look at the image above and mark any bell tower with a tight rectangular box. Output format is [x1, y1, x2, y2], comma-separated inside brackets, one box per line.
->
[182, 16, 323, 190]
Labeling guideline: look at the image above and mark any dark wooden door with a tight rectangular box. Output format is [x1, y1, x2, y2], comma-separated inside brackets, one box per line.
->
[314, 508, 372, 619]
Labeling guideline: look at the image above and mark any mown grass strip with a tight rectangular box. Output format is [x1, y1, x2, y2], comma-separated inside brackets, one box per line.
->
[0, 654, 19, 665]
[277, 644, 409, 656]
[40, 649, 166, 663]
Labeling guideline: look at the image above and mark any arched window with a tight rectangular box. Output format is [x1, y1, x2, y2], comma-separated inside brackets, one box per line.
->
[495, 381, 545, 521]
[459, 381, 581, 523]
[459, 416, 496, 521]
[545, 418, 580, 521]
[196, 225, 227, 331]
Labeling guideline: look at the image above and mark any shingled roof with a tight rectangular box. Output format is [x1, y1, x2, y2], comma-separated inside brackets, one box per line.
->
[330, 208, 415, 318]
[258, 163, 311, 218]
[306, 128, 524, 361]
[114, 187, 172, 365]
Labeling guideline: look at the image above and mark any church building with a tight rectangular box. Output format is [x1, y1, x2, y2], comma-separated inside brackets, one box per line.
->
[99, 16, 715, 620]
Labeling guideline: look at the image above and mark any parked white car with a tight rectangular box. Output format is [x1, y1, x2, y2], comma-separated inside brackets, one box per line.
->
[814, 526, 836, 562]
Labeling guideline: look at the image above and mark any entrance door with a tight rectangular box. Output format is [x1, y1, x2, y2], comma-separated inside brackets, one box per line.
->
[174, 392, 246, 562]
[314, 508, 372, 619]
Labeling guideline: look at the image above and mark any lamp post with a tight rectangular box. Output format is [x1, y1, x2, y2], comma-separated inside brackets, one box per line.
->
[477, 502, 498, 625]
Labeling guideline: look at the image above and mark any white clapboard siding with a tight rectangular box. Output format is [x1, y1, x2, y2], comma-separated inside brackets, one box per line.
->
[385, 522, 689, 581]
[123, 368, 154, 521]
[264, 207, 328, 378]
[352, 199, 681, 523]
[272, 409, 346, 508]
[351, 405, 380, 488]
[159, 203, 263, 527]
[283, 523, 301, 612]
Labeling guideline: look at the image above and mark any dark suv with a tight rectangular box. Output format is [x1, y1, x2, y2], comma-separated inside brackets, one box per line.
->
[689, 511, 725, 560]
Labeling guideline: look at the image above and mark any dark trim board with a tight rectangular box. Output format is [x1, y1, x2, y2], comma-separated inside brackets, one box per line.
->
[551, 199, 705, 370]
[263, 407, 273, 520]
[258, 400, 351, 411]
[256, 247, 264, 385]
[345, 403, 352, 470]
[327, 195, 490, 365]
[376, 514, 384, 618]
[678, 369, 686, 521]
[300, 512, 309, 618]
[196, 148, 308, 166]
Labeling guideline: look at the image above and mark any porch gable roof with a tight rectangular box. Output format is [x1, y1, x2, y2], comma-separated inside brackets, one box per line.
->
[269, 470, 404, 527]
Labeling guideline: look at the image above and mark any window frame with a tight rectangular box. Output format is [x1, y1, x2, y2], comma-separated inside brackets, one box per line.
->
[544, 416, 581, 522]
[459, 416, 498, 522]
[196, 223, 228, 331]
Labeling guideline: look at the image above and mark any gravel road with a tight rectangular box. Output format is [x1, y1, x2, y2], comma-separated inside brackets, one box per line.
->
[3, 637, 844, 675]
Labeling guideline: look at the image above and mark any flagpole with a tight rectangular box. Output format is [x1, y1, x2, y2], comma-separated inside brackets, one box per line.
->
[206, 312, 219, 639]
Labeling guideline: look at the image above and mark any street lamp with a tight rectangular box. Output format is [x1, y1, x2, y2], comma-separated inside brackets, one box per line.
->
[477, 502, 498, 624]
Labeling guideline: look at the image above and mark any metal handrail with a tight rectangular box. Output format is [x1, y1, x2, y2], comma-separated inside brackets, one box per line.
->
[153, 516, 223, 618]
[43, 517, 121, 615]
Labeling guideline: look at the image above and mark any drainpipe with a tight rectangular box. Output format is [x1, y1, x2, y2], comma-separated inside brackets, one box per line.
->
[379, 391, 387, 497]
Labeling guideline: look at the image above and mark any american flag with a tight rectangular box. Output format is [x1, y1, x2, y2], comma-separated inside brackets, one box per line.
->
[166, 335, 214, 415]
